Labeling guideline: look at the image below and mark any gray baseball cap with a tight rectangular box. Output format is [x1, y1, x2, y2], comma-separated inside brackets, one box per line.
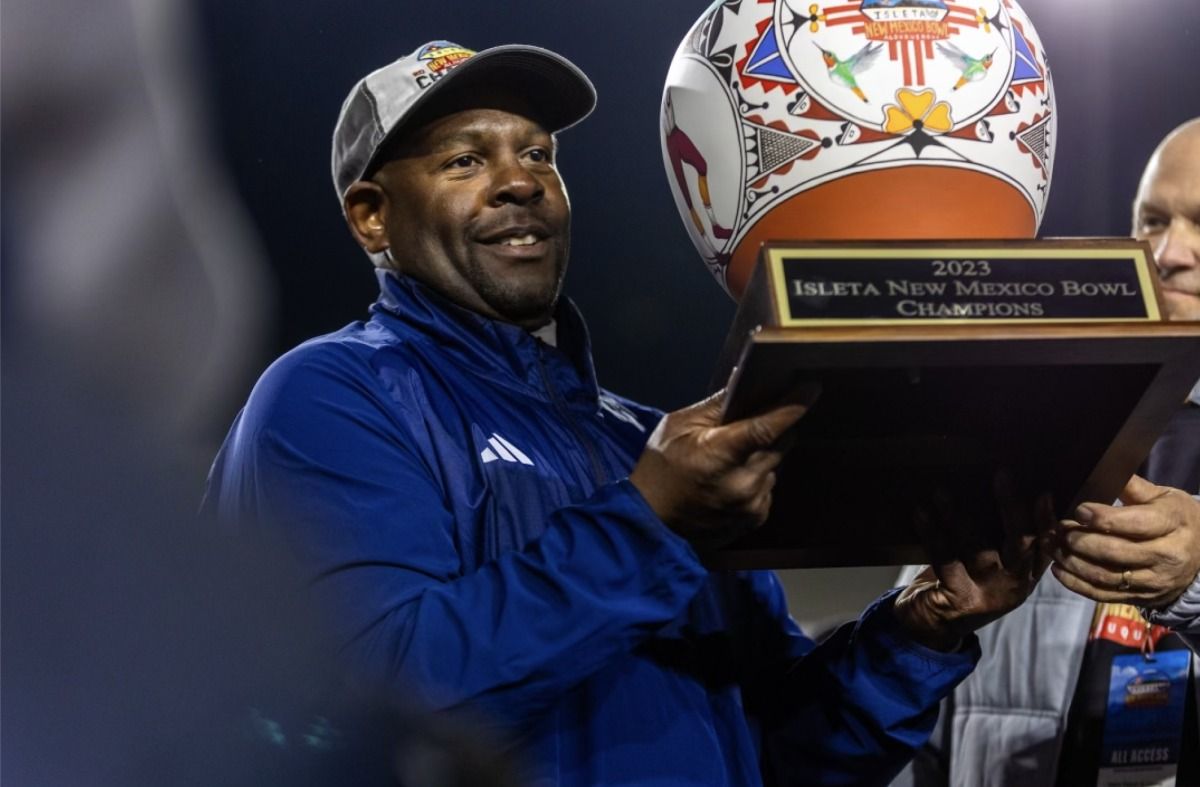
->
[331, 41, 597, 200]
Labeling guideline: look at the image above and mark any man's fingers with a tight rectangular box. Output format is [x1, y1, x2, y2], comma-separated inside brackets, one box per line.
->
[706, 380, 819, 457]
[638, 385, 809, 546]
[748, 476, 776, 524]
[717, 403, 808, 459]
[1117, 474, 1164, 506]
[915, 503, 962, 582]
[1052, 548, 1141, 590]
[1051, 563, 1117, 601]
[1054, 528, 1158, 571]
[1050, 563, 1161, 604]
[744, 447, 786, 475]
[709, 464, 778, 507]
[1071, 498, 1175, 540]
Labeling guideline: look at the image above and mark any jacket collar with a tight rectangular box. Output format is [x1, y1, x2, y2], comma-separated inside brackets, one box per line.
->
[369, 269, 601, 407]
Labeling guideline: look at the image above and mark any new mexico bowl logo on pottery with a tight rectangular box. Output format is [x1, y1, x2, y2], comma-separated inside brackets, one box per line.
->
[662, 0, 1056, 299]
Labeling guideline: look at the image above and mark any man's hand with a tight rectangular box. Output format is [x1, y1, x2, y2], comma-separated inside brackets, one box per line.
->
[630, 388, 810, 548]
[1047, 474, 1200, 609]
[893, 478, 1054, 651]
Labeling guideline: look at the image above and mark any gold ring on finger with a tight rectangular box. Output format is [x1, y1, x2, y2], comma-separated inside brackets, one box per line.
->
[1118, 569, 1132, 592]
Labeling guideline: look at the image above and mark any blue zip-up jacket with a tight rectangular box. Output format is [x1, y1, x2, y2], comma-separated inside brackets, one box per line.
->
[204, 270, 980, 786]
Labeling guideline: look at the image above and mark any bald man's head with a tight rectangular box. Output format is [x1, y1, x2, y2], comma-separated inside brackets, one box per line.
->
[1133, 118, 1200, 321]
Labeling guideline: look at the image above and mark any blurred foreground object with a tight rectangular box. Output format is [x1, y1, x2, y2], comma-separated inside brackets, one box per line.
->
[2, 357, 526, 786]
[1, 0, 274, 457]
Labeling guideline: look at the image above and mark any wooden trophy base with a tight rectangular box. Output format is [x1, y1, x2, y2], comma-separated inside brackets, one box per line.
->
[708, 241, 1200, 569]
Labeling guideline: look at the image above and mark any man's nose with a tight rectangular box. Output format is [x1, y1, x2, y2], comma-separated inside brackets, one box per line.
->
[489, 158, 543, 206]
[1153, 219, 1200, 276]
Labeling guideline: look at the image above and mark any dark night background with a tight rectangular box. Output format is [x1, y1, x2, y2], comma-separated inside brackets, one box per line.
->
[194, 0, 1200, 419]
[2, 4, 1199, 782]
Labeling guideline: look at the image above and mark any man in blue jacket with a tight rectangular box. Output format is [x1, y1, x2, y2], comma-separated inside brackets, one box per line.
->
[204, 41, 1046, 785]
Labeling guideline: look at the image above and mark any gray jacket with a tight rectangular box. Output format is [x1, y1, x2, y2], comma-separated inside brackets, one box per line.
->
[894, 391, 1200, 786]
[891, 570, 1199, 787]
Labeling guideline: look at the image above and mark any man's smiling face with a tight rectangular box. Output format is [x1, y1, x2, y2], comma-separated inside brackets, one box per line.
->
[371, 91, 570, 329]
[1133, 119, 1200, 322]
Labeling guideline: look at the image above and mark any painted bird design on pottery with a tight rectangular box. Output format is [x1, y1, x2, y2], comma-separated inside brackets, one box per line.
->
[935, 42, 995, 90]
[815, 41, 884, 103]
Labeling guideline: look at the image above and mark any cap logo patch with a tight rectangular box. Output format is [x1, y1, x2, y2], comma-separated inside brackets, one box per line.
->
[412, 42, 475, 89]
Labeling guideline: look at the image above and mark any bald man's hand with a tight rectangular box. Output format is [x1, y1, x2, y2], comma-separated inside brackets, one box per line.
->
[1048, 475, 1200, 608]
[630, 389, 810, 549]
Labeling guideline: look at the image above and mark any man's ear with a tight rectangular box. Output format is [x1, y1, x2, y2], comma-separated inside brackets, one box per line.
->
[343, 181, 390, 254]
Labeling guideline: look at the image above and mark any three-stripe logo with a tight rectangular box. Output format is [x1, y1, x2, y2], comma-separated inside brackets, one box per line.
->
[480, 433, 534, 466]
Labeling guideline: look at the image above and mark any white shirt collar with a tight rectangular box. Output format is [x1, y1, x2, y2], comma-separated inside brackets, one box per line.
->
[530, 319, 557, 347]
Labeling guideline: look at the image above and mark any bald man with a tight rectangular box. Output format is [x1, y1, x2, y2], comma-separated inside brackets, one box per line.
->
[1049, 119, 1200, 620]
[894, 119, 1200, 787]
[1133, 118, 1200, 322]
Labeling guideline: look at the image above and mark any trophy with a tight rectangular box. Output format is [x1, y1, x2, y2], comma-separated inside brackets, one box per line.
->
[661, 0, 1200, 568]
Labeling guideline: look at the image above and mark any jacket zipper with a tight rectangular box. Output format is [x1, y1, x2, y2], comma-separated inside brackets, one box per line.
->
[535, 344, 609, 487]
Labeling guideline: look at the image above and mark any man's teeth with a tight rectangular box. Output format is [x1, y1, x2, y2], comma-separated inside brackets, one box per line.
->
[498, 234, 538, 247]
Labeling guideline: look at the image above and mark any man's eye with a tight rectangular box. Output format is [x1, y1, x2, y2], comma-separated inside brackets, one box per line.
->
[447, 155, 478, 169]
[1139, 215, 1168, 233]
[527, 148, 552, 164]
